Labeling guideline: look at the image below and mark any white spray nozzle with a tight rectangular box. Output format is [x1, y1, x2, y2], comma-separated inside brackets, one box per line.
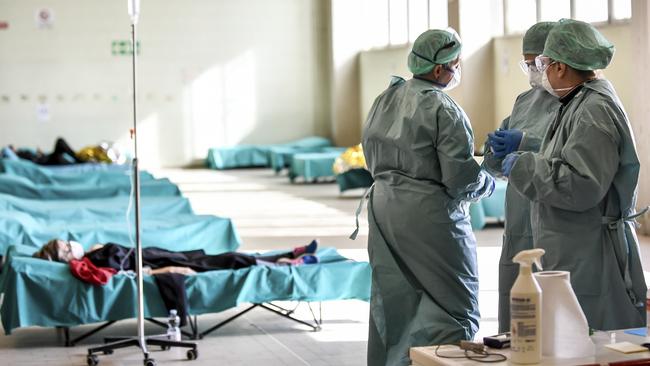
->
[128, 0, 140, 24]
[513, 248, 545, 270]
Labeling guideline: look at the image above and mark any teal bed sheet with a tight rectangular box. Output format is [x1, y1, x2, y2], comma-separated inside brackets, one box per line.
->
[0, 159, 153, 185]
[43, 163, 129, 174]
[0, 211, 241, 255]
[0, 194, 193, 221]
[0, 246, 371, 334]
[0, 174, 180, 200]
[289, 149, 347, 182]
[470, 180, 507, 230]
[207, 136, 332, 170]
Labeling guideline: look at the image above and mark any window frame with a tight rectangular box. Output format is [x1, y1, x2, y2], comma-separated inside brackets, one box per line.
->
[364, 0, 447, 51]
[503, 0, 631, 36]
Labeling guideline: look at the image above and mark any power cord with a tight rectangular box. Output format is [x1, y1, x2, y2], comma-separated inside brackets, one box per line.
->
[435, 341, 507, 363]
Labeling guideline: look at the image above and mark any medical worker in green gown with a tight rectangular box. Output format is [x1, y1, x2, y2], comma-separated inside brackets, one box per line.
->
[361, 29, 495, 366]
[502, 19, 648, 330]
[483, 22, 559, 333]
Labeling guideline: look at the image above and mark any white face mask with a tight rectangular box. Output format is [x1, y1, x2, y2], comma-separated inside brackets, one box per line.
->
[529, 69, 542, 88]
[541, 64, 576, 98]
[541, 69, 559, 97]
[69, 240, 85, 260]
[437, 65, 461, 91]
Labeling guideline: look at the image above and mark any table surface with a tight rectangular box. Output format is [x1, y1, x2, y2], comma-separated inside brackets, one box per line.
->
[410, 330, 650, 366]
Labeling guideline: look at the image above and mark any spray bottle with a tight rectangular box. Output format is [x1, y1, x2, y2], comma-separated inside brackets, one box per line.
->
[510, 248, 545, 364]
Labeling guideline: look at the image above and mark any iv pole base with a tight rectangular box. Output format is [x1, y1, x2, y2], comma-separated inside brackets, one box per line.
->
[86, 336, 198, 366]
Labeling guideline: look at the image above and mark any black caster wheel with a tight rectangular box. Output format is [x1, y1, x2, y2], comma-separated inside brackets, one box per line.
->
[144, 358, 156, 366]
[87, 355, 99, 366]
[102, 349, 113, 355]
[187, 349, 199, 360]
[160, 345, 170, 351]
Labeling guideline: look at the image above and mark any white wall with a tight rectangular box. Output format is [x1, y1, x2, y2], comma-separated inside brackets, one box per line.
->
[0, 0, 328, 167]
[358, 0, 503, 150]
[359, 46, 410, 124]
[329, 0, 365, 147]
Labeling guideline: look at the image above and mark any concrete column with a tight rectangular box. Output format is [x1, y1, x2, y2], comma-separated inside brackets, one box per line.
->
[329, 0, 364, 146]
[631, 0, 650, 234]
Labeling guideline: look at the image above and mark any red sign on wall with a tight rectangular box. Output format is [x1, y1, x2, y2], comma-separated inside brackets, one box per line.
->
[0, 21, 9, 30]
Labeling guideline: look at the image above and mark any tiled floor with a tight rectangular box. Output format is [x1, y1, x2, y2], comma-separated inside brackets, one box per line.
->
[0, 168, 648, 365]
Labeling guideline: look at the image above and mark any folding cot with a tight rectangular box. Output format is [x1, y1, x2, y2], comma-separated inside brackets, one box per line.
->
[269, 146, 343, 173]
[0, 244, 371, 346]
[206, 137, 332, 170]
[0, 194, 193, 221]
[0, 174, 180, 199]
[0, 211, 241, 255]
[335, 168, 374, 193]
[0, 158, 152, 185]
[288, 149, 347, 182]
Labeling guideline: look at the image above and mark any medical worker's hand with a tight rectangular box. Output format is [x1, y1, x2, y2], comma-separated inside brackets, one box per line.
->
[488, 129, 523, 158]
[502, 154, 519, 177]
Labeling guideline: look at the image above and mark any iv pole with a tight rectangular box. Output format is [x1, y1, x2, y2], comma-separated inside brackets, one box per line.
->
[85, 1, 198, 365]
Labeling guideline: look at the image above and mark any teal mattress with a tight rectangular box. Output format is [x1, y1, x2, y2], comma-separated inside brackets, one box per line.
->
[0, 159, 152, 185]
[0, 245, 371, 334]
[289, 149, 347, 182]
[0, 174, 180, 199]
[0, 211, 241, 255]
[470, 180, 507, 230]
[0, 194, 192, 221]
[207, 137, 332, 170]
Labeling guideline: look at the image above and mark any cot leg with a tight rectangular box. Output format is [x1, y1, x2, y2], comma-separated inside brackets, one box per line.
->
[259, 303, 321, 331]
[199, 304, 258, 338]
[61, 321, 117, 347]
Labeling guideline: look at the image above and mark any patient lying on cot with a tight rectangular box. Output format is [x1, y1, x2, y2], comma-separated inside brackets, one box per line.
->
[2, 137, 123, 165]
[32, 239, 319, 276]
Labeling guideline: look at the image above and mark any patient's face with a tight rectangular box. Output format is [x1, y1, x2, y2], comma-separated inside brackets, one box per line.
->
[55, 240, 85, 262]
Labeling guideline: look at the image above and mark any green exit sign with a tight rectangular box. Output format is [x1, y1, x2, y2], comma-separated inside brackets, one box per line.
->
[111, 40, 141, 56]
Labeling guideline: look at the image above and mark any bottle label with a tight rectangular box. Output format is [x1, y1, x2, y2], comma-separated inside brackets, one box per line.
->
[511, 296, 538, 354]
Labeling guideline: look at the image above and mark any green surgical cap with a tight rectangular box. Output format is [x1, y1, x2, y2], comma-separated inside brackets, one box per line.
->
[522, 22, 556, 55]
[543, 18, 614, 70]
[408, 29, 462, 75]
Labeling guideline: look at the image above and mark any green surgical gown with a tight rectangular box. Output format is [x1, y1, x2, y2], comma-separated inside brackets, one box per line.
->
[483, 87, 559, 332]
[362, 77, 494, 366]
[508, 79, 646, 330]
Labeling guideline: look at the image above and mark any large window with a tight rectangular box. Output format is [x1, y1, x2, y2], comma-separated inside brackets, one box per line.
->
[504, 0, 631, 35]
[362, 0, 448, 50]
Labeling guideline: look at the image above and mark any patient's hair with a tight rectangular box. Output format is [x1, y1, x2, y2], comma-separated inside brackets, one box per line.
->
[32, 239, 61, 262]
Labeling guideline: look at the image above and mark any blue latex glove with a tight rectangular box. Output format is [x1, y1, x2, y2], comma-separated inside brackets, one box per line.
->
[487, 129, 523, 158]
[502, 154, 519, 177]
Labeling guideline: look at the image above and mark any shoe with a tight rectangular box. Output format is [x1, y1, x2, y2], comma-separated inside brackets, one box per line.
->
[293, 239, 319, 257]
[277, 255, 319, 266]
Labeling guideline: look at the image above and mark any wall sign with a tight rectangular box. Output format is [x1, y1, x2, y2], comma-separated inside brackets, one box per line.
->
[112, 40, 141, 56]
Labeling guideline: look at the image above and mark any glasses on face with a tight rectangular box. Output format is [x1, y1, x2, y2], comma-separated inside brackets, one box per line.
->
[519, 60, 538, 75]
[535, 55, 556, 73]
